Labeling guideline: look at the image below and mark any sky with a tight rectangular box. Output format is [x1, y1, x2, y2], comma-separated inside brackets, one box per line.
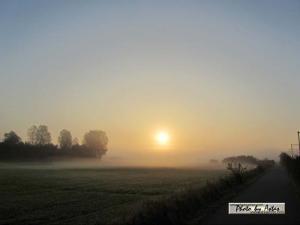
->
[0, 0, 300, 166]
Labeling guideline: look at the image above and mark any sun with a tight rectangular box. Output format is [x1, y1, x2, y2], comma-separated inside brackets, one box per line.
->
[155, 131, 170, 145]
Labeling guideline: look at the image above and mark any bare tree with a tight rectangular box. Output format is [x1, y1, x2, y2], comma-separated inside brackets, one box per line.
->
[58, 129, 72, 149]
[227, 162, 247, 183]
[3, 131, 22, 145]
[83, 130, 108, 158]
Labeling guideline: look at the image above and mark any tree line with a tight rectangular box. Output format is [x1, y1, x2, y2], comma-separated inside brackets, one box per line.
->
[223, 155, 275, 167]
[280, 152, 300, 180]
[0, 125, 108, 160]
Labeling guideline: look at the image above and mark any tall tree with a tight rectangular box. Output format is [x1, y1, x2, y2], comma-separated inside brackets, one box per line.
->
[27, 125, 51, 145]
[58, 129, 72, 149]
[83, 130, 108, 158]
[3, 131, 21, 145]
[36, 125, 51, 145]
[27, 125, 38, 144]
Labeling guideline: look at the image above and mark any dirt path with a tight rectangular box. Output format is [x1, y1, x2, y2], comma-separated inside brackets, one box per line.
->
[203, 166, 300, 224]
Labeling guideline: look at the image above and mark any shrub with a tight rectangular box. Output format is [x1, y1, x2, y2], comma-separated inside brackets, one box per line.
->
[115, 166, 267, 225]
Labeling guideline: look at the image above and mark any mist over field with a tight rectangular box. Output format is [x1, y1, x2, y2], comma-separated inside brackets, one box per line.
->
[0, 158, 226, 170]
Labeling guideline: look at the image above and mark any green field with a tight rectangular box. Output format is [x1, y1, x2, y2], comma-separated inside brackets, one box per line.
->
[0, 165, 227, 225]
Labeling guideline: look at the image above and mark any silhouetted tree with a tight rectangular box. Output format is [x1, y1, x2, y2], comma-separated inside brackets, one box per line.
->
[227, 162, 247, 183]
[280, 152, 291, 166]
[27, 125, 38, 144]
[36, 125, 51, 145]
[280, 152, 300, 180]
[83, 130, 108, 158]
[223, 155, 258, 165]
[3, 131, 21, 145]
[58, 129, 72, 149]
[27, 125, 51, 145]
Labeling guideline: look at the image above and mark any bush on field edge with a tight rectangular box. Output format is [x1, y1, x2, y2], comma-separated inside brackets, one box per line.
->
[112, 164, 271, 225]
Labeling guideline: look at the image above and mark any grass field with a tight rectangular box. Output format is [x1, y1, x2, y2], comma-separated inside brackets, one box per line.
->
[0, 164, 227, 225]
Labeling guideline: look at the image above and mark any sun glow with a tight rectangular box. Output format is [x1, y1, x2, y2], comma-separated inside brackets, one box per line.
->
[155, 131, 170, 145]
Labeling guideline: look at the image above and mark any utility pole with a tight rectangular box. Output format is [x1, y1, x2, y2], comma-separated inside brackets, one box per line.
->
[298, 131, 300, 156]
